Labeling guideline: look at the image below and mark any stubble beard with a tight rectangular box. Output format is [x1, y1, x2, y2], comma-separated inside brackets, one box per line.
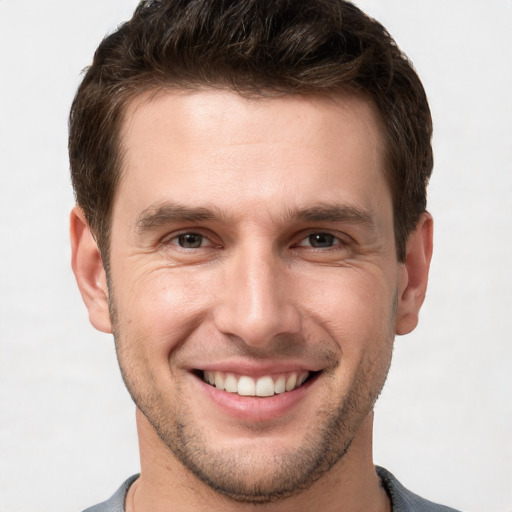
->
[115, 347, 392, 503]
[109, 293, 395, 504]
[166, 376, 379, 503]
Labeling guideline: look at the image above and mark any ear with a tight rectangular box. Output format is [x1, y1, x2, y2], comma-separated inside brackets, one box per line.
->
[395, 212, 434, 335]
[70, 206, 112, 333]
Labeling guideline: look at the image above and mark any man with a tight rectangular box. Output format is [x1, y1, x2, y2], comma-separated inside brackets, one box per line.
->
[69, 1, 461, 510]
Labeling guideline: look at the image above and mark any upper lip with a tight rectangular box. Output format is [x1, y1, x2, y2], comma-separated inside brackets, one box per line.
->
[189, 359, 324, 378]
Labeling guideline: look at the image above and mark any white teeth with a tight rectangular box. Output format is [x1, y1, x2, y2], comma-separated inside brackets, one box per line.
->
[238, 376, 256, 396]
[255, 376, 274, 397]
[285, 373, 297, 392]
[296, 373, 308, 387]
[214, 372, 224, 390]
[274, 375, 286, 394]
[224, 373, 238, 393]
[202, 371, 310, 397]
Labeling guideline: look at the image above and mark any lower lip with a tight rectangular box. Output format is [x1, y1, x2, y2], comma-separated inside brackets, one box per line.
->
[193, 374, 316, 422]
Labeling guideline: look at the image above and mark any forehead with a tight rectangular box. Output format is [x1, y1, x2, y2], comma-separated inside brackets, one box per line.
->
[116, 88, 389, 222]
[121, 88, 384, 155]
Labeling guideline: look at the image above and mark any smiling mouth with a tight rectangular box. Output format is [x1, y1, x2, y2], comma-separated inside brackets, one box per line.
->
[199, 370, 318, 397]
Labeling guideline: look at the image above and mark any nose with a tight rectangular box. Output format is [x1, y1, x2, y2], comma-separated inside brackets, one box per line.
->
[213, 244, 302, 349]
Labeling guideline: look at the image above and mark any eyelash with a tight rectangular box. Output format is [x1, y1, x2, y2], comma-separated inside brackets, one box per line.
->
[163, 230, 348, 251]
[165, 231, 216, 250]
[294, 232, 345, 250]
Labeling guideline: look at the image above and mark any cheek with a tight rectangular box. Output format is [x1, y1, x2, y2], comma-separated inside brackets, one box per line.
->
[301, 268, 396, 354]
[306, 271, 396, 401]
[112, 267, 216, 360]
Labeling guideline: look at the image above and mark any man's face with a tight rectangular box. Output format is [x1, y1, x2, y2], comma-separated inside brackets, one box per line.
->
[99, 90, 408, 501]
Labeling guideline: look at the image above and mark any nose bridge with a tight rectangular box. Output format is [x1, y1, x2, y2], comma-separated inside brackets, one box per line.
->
[214, 240, 300, 346]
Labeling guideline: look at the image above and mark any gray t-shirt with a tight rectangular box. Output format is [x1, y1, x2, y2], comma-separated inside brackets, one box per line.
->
[82, 467, 462, 512]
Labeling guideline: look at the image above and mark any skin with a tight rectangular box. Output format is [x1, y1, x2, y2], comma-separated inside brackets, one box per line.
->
[71, 89, 433, 512]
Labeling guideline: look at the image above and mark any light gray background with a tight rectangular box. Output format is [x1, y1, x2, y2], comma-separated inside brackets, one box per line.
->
[1, 1, 511, 511]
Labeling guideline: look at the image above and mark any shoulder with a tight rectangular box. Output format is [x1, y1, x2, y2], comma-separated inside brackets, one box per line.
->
[376, 467, 464, 512]
[81, 475, 139, 512]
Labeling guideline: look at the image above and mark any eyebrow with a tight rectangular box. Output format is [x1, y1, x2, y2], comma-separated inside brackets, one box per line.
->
[135, 201, 375, 234]
[136, 202, 221, 233]
[289, 204, 375, 228]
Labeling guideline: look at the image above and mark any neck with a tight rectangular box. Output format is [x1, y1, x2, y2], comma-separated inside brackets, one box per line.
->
[127, 409, 390, 512]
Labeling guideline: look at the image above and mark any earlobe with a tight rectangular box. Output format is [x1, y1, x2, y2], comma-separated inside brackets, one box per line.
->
[70, 207, 113, 334]
[395, 212, 433, 336]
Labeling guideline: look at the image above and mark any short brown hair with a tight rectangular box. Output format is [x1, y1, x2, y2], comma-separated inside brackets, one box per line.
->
[69, 0, 432, 263]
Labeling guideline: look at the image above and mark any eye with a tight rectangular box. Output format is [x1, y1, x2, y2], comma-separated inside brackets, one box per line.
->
[173, 232, 207, 249]
[297, 232, 339, 248]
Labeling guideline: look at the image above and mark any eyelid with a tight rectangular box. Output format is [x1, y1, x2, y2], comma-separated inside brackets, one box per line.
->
[172, 233, 208, 248]
[293, 230, 349, 248]
[157, 228, 351, 251]
[160, 229, 220, 249]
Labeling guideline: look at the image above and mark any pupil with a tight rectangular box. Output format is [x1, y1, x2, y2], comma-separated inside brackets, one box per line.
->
[178, 233, 202, 248]
[309, 233, 334, 248]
